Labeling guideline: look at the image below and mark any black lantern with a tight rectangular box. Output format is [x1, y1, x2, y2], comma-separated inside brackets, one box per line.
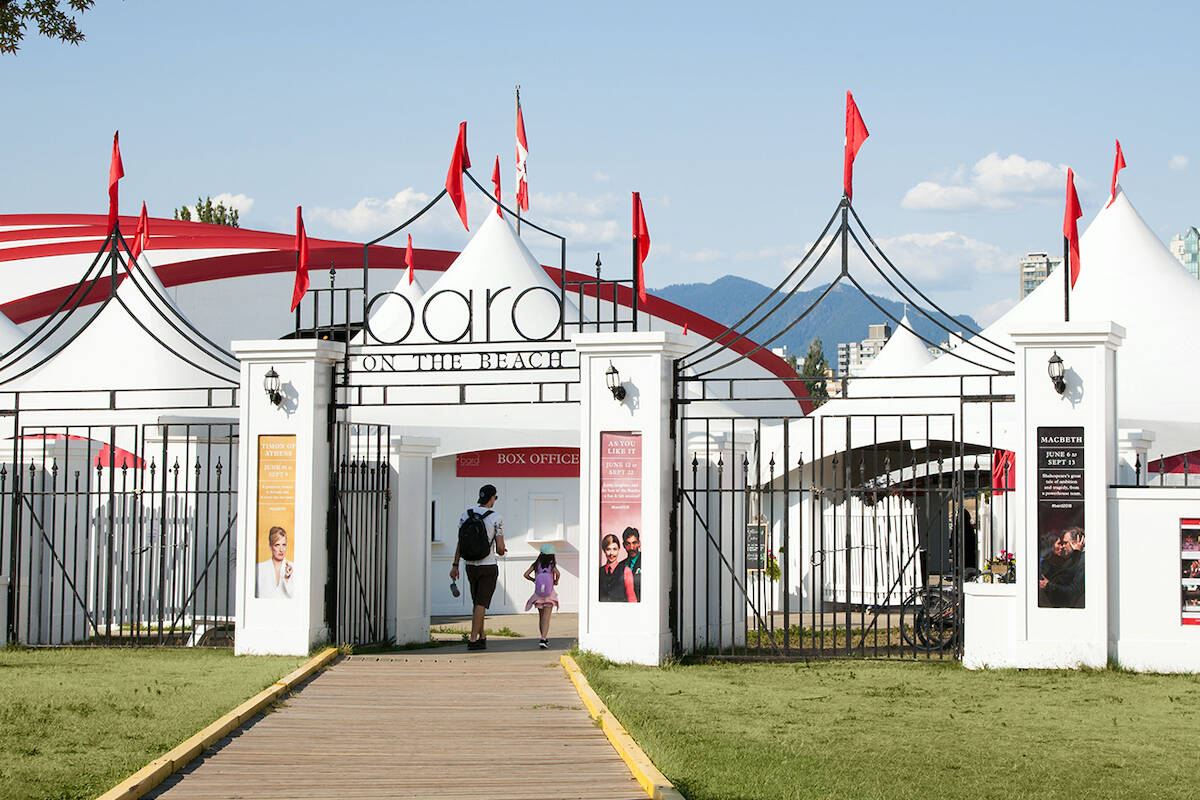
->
[264, 366, 283, 406]
[605, 362, 626, 401]
[1047, 351, 1066, 395]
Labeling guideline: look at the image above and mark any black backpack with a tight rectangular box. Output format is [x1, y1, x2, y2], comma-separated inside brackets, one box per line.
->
[458, 509, 495, 561]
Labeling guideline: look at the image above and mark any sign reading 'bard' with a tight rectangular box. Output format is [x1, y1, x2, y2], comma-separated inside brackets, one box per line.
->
[1036, 426, 1085, 609]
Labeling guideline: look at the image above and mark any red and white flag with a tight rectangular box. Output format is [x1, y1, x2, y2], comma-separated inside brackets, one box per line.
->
[515, 98, 530, 212]
[1063, 168, 1083, 288]
[291, 206, 310, 312]
[405, 234, 415, 285]
[633, 192, 650, 304]
[1107, 138, 1126, 208]
[129, 201, 150, 262]
[491, 156, 503, 217]
[445, 122, 471, 231]
[108, 131, 124, 233]
[843, 91, 869, 202]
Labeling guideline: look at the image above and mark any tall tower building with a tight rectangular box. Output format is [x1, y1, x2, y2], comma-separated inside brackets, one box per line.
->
[1019, 252, 1061, 298]
[1169, 227, 1200, 279]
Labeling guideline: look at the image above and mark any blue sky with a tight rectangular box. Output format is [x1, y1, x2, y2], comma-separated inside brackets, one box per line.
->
[3, 1, 1197, 324]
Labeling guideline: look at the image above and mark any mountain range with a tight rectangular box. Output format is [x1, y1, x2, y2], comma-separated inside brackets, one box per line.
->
[655, 276, 980, 366]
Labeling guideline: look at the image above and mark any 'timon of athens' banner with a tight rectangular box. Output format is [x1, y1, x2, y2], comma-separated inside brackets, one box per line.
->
[456, 447, 580, 478]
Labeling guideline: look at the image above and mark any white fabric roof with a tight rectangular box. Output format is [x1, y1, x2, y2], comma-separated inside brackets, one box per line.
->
[357, 270, 426, 344]
[1, 257, 238, 391]
[411, 213, 582, 343]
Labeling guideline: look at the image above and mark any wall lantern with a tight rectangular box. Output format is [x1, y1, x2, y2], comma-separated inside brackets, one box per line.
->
[1047, 351, 1066, 395]
[605, 362, 626, 402]
[264, 366, 283, 406]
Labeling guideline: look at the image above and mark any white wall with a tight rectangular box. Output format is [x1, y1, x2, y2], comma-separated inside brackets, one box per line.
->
[1108, 487, 1200, 672]
[429, 457, 580, 616]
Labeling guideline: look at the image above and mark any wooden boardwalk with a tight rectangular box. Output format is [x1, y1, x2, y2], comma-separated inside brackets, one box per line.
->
[149, 630, 645, 800]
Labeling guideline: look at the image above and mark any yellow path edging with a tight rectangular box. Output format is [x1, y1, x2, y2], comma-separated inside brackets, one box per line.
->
[95, 647, 338, 800]
[560, 654, 686, 800]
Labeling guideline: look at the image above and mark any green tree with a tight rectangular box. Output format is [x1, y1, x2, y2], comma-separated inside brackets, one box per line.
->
[800, 338, 829, 408]
[1, 1, 95, 55]
[173, 196, 240, 227]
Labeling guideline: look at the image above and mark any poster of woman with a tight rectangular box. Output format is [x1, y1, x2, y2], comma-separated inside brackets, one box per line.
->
[255, 435, 298, 599]
[598, 432, 642, 603]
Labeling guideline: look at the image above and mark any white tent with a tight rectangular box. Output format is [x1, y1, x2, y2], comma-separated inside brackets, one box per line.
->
[357, 269, 426, 344]
[0, 256, 239, 392]
[413, 213, 581, 344]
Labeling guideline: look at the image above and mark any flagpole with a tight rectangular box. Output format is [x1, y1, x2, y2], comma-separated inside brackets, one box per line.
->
[1063, 235, 1070, 323]
[515, 85, 522, 237]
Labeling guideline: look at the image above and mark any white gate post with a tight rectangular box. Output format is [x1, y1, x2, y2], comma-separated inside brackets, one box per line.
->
[232, 339, 345, 656]
[573, 332, 689, 665]
[390, 435, 438, 645]
[964, 321, 1123, 669]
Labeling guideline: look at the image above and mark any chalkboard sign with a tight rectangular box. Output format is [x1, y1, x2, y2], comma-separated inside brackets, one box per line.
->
[746, 523, 766, 570]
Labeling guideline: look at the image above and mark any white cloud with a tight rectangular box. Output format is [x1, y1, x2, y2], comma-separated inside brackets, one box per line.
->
[1170, 155, 1189, 171]
[310, 188, 433, 235]
[594, 171, 611, 183]
[528, 191, 621, 245]
[973, 296, 1018, 326]
[901, 153, 1068, 212]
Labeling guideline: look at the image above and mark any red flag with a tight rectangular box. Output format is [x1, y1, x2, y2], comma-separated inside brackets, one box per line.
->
[682, 322, 688, 335]
[491, 156, 502, 217]
[405, 234, 415, 285]
[291, 206, 309, 312]
[515, 100, 530, 212]
[1107, 138, 1126, 208]
[992, 450, 1015, 495]
[633, 192, 650, 304]
[108, 131, 124, 232]
[843, 91, 869, 202]
[129, 201, 150, 262]
[1063, 168, 1082, 288]
[445, 121, 471, 231]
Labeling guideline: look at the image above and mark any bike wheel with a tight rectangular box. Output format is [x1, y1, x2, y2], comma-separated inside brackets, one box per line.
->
[915, 590, 957, 651]
[899, 594, 922, 650]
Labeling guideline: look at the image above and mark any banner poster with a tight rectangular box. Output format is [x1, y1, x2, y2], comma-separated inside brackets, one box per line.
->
[1181, 519, 1200, 625]
[256, 435, 297, 599]
[456, 447, 580, 478]
[1036, 427, 1085, 608]
[598, 431, 642, 603]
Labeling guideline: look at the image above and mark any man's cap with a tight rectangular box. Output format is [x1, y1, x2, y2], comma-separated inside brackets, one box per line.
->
[478, 484, 498, 504]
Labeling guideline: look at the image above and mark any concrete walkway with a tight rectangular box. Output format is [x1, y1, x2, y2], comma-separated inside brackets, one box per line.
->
[149, 614, 645, 800]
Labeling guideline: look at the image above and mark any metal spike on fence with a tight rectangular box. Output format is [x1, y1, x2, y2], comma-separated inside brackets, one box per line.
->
[1161, 453, 1165, 486]
[51, 459, 58, 478]
[215, 456, 223, 477]
[194, 456, 202, 474]
[691, 452, 698, 469]
[1135, 453, 1141, 485]
[171, 457, 181, 476]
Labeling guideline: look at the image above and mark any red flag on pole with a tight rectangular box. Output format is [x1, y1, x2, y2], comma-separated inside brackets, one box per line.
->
[1107, 139, 1126, 208]
[445, 122, 471, 231]
[491, 156, 503, 217]
[843, 91, 869, 202]
[291, 206, 310, 312]
[1064, 168, 1083, 288]
[108, 131, 124, 233]
[515, 98, 530, 212]
[633, 192, 650, 304]
[129, 201, 150, 262]
[405, 234, 415, 285]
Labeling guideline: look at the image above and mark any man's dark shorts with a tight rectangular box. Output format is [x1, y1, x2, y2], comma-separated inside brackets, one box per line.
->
[465, 563, 499, 608]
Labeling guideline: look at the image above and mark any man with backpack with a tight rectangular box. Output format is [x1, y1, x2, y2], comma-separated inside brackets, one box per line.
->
[449, 484, 505, 650]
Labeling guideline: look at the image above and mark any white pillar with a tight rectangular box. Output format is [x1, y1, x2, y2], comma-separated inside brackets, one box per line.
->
[574, 332, 689, 665]
[1116, 428, 1154, 487]
[232, 339, 345, 656]
[1007, 321, 1124, 669]
[391, 435, 438, 645]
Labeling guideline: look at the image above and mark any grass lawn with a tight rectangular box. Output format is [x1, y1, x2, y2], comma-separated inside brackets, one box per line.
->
[575, 653, 1200, 800]
[0, 648, 307, 800]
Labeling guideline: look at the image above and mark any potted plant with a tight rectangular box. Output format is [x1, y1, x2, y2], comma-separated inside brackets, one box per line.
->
[985, 550, 1016, 583]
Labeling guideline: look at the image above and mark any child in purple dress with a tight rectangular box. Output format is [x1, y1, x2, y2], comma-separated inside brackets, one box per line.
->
[524, 543, 560, 649]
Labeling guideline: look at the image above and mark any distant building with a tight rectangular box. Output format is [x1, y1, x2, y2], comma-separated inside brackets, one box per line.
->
[1169, 227, 1200, 279]
[1019, 252, 1061, 298]
[824, 366, 843, 399]
[930, 330, 963, 359]
[836, 322, 891, 377]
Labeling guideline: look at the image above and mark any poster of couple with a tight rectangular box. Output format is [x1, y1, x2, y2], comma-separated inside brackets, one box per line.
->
[598, 431, 642, 603]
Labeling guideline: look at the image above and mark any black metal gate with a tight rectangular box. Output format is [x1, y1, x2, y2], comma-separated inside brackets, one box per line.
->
[327, 421, 392, 646]
[670, 196, 1015, 660]
[4, 421, 238, 646]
